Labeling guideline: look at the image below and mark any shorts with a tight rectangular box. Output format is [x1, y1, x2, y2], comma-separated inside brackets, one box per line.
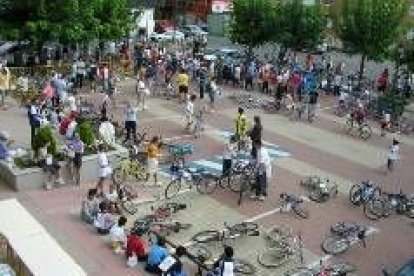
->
[72, 152, 82, 168]
[179, 85, 188, 94]
[147, 158, 159, 174]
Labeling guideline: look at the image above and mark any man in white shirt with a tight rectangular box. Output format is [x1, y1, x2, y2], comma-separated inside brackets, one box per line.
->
[251, 140, 271, 201]
[109, 216, 127, 253]
[387, 139, 400, 173]
[185, 94, 195, 131]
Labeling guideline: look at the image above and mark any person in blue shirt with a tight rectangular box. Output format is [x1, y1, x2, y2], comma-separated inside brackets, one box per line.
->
[169, 260, 188, 276]
[145, 236, 168, 274]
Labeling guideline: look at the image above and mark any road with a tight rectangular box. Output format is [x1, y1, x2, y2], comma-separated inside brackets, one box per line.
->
[0, 78, 413, 276]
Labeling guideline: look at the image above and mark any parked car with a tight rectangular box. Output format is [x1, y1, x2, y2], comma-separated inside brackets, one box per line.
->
[150, 31, 185, 42]
[181, 24, 208, 38]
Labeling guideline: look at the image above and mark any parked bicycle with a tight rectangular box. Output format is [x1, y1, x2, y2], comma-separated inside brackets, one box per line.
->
[376, 190, 414, 219]
[164, 166, 209, 199]
[285, 259, 357, 275]
[277, 193, 310, 219]
[191, 221, 260, 246]
[349, 180, 383, 220]
[321, 221, 367, 255]
[159, 142, 195, 166]
[300, 175, 338, 203]
[344, 115, 372, 140]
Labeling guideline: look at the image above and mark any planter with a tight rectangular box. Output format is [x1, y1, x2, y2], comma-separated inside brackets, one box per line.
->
[0, 145, 127, 191]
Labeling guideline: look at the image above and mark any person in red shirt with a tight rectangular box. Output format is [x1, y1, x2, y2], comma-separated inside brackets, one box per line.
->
[126, 228, 148, 261]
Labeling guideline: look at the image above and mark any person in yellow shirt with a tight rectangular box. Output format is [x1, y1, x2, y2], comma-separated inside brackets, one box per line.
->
[176, 69, 189, 103]
[146, 136, 161, 186]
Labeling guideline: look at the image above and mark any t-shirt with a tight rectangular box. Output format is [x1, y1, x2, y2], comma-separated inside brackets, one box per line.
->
[147, 244, 168, 266]
[147, 143, 160, 159]
[186, 101, 194, 116]
[177, 73, 189, 87]
[388, 145, 400, 160]
[109, 224, 126, 242]
[125, 108, 138, 122]
[126, 235, 147, 258]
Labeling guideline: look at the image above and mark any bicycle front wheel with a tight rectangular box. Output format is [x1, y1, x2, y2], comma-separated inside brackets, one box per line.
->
[321, 237, 350, 254]
[192, 230, 220, 243]
[112, 167, 126, 185]
[165, 179, 182, 199]
[257, 248, 291, 268]
[234, 258, 256, 274]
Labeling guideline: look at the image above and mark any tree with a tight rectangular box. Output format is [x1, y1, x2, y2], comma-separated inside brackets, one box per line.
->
[336, 0, 409, 80]
[228, 0, 277, 57]
[0, 0, 134, 48]
[277, 0, 326, 51]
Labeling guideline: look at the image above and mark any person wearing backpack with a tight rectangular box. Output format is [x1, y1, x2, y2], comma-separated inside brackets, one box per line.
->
[208, 246, 235, 276]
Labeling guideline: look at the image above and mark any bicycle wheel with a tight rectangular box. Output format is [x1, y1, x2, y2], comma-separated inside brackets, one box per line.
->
[330, 221, 358, 235]
[121, 200, 138, 215]
[359, 124, 372, 140]
[364, 198, 384, 220]
[185, 244, 212, 262]
[112, 167, 126, 185]
[349, 184, 362, 205]
[284, 267, 314, 276]
[165, 179, 182, 199]
[230, 222, 259, 233]
[293, 203, 310, 219]
[321, 237, 350, 254]
[192, 230, 220, 243]
[234, 258, 256, 274]
[176, 222, 192, 230]
[229, 173, 243, 192]
[257, 248, 291, 268]
[196, 176, 217, 194]
[309, 189, 329, 203]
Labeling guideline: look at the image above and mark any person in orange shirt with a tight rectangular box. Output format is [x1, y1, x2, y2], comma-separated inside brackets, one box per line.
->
[146, 136, 161, 186]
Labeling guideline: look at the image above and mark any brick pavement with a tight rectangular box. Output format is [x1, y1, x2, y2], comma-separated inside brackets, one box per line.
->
[0, 81, 413, 275]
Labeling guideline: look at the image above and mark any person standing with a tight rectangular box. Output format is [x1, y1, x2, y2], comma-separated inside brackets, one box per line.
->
[235, 107, 248, 142]
[76, 58, 86, 89]
[96, 144, 112, 195]
[387, 139, 400, 173]
[67, 132, 84, 185]
[0, 62, 11, 107]
[222, 135, 237, 177]
[123, 102, 139, 143]
[198, 65, 207, 99]
[146, 136, 161, 186]
[252, 140, 271, 201]
[206, 76, 218, 113]
[177, 69, 189, 103]
[185, 95, 196, 132]
[27, 99, 40, 148]
[136, 76, 148, 110]
[248, 116, 262, 159]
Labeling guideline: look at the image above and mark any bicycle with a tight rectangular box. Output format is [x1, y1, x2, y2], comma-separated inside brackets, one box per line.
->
[257, 225, 302, 268]
[111, 154, 149, 185]
[300, 175, 338, 203]
[133, 215, 192, 237]
[191, 221, 260, 246]
[349, 180, 383, 220]
[276, 193, 310, 219]
[164, 166, 208, 199]
[285, 259, 357, 275]
[158, 142, 195, 166]
[321, 221, 367, 255]
[344, 116, 372, 140]
[377, 190, 414, 219]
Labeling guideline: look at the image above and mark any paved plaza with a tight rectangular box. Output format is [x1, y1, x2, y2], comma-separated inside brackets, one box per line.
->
[0, 77, 413, 276]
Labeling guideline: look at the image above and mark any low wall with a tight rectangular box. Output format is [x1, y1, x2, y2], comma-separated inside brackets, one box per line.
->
[0, 146, 127, 191]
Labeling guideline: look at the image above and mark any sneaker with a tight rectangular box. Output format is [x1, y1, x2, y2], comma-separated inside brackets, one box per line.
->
[250, 195, 257, 200]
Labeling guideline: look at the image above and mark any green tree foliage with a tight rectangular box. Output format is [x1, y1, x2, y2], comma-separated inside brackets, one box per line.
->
[228, 0, 277, 52]
[0, 0, 133, 46]
[278, 0, 326, 50]
[336, 0, 409, 79]
[399, 39, 414, 72]
[76, 120, 96, 148]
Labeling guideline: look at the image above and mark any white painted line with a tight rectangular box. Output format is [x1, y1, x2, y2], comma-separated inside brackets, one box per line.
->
[245, 207, 282, 222]
[267, 148, 292, 158]
[192, 160, 223, 171]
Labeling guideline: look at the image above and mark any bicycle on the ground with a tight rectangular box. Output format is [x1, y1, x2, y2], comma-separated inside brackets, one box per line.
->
[349, 180, 383, 220]
[277, 193, 310, 219]
[191, 221, 260, 246]
[300, 175, 338, 203]
[375, 190, 414, 219]
[285, 259, 357, 276]
[257, 225, 303, 268]
[344, 115, 372, 140]
[133, 214, 192, 237]
[111, 154, 149, 184]
[321, 221, 367, 255]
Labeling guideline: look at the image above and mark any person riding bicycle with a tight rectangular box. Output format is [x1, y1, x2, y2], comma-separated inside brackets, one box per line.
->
[351, 101, 365, 127]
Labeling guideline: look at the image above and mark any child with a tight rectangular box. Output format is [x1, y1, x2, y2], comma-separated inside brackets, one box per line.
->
[184, 95, 196, 132]
[146, 136, 161, 186]
[39, 142, 64, 190]
[387, 139, 400, 173]
[222, 136, 237, 177]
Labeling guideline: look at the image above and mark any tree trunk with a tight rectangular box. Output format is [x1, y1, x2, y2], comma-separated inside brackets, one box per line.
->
[359, 54, 366, 86]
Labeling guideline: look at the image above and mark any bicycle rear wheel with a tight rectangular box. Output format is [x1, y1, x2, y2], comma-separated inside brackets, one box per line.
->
[293, 204, 310, 219]
[349, 184, 362, 205]
[121, 200, 138, 215]
[230, 222, 259, 233]
[192, 230, 220, 243]
[112, 167, 126, 185]
[330, 221, 359, 235]
[234, 258, 256, 274]
[185, 244, 212, 262]
[257, 248, 291, 268]
[165, 179, 182, 199]
[321, 237, 350, 254]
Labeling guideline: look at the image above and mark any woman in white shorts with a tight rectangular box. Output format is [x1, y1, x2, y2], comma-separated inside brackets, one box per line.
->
[96, 144, 112, 195]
